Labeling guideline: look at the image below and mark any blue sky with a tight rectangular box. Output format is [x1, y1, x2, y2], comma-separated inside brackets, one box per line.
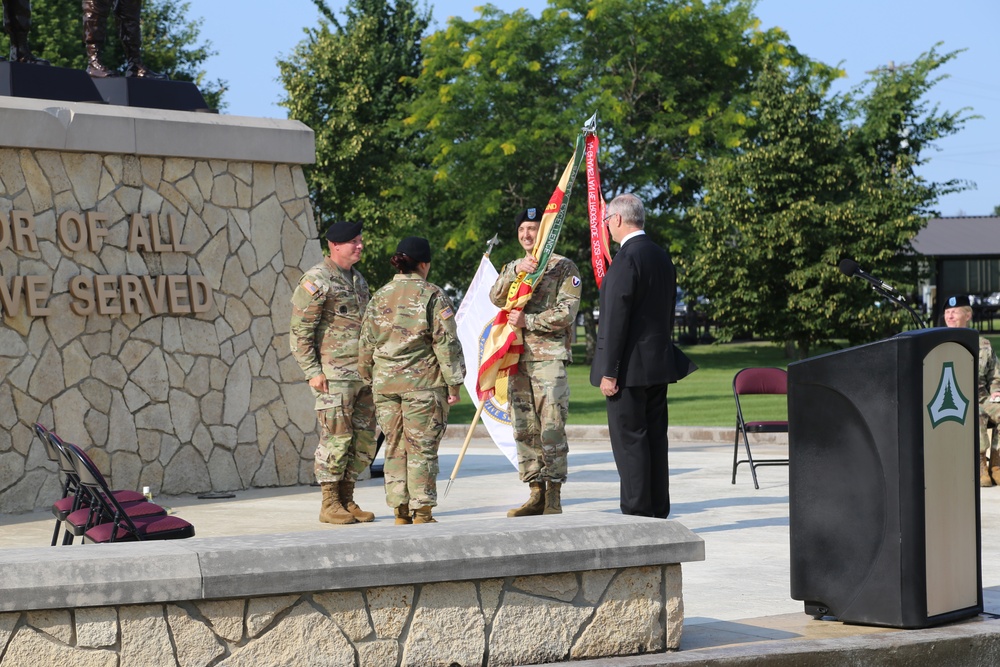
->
[196, 1, 999, 217]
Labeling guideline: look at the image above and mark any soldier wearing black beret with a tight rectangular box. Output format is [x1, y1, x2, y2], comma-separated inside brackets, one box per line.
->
[490, 207, 582, 518]
[942, 294, 1000, 486]
[289, 220, 377, 525]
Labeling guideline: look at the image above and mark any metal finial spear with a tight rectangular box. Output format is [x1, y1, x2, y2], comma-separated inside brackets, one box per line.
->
[485, 234, 500, 257]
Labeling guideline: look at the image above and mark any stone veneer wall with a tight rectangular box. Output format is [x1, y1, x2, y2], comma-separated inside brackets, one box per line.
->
[0, 101, 321, 511]
[0, 565, 681, 666]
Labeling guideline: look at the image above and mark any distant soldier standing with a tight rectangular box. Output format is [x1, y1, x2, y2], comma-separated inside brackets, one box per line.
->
[290, 221, 377, 525]
[491, 208, 582, 516]
[941, 294, 1000, 486]
[358, 237, 465, 525]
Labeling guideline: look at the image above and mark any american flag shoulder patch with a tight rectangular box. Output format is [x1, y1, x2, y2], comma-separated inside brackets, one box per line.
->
[440, 306, 454, 320]
[302, 280, 319, 295]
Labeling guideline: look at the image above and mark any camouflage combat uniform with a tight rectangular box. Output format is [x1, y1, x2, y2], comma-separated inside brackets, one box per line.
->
[358, 274, 466, 509]
[490, 254, 582, 483]
[289, 257, 376, 485]
[979, 336, 1000, 456]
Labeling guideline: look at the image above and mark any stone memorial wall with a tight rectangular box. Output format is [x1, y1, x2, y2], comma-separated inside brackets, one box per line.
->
[0, 99, 320, 511]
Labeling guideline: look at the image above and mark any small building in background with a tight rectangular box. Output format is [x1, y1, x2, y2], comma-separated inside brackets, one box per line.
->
[912, 215, 1000, 328]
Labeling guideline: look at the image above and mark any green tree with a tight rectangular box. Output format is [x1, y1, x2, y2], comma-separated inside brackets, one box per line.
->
[682, 47, 971, 358]
[405, 0, 787, 356]
[278, 0, 429, 288]
[5, 0, 226, 110]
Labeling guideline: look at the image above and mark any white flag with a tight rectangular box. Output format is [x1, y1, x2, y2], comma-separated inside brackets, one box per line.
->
[455, 255, 518, 469]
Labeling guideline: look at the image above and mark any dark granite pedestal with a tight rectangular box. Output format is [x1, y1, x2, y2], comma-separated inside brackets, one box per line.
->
[0, 61, 103, 102]
[93, 76, 213, 112]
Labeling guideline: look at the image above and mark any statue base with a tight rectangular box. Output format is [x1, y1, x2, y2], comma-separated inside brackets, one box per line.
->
[92, 77, 214, 112]
[0, 62, 104, 103]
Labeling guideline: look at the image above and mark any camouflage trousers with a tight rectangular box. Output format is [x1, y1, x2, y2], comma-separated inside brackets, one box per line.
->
[313, 380, 376, 484]
[375, 388, 449, 509]
[510, 359, 569, 484]
[980, 399, 1000, 456]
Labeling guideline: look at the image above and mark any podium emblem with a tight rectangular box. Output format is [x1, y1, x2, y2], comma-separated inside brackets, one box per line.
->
[926, 361, 970, 428]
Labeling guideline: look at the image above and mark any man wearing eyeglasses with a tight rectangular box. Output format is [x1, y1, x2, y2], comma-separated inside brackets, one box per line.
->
[490, 207, 582, 517]
[591, 193, 686, 518]
[290, 221, 377, 526]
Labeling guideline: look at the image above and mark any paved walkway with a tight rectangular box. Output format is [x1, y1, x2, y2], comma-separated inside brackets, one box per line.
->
[2, 428, 999, 660]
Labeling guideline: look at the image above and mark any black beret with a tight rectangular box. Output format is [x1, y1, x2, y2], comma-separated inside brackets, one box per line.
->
[944, 294, 971, 309]
[396, 236, 431, 263]
[325, 220, 363, 243]
[514, 207, 543, 233]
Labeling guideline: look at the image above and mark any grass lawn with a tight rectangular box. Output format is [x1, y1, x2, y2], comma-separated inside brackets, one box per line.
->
[449, 330, 1000, 428]
[448, 339, 796, 427]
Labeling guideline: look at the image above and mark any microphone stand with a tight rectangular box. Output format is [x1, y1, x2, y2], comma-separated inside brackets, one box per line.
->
[868, 283, 928, 330]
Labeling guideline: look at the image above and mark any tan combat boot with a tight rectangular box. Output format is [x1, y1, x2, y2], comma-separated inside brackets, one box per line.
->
[340, 479, 375, 522]
[981, 454, 994, 488]
[394, 505, 412, 525]
[319, 482, 358, 524]
[412, 506, 437, 524]
[991, 450, 1000, 486]
[543, 482, 562, 515]
[507, 482, 545, 517]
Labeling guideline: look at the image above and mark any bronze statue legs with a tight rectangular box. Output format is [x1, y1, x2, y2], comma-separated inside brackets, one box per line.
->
[3, 0, 50, 64]
[83, 0, 165, 78]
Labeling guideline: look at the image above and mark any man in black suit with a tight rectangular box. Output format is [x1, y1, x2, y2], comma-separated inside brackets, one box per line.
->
[590, 193, 680, 518]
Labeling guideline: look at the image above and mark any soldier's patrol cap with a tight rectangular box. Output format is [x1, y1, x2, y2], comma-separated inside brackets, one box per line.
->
[514, 207, 542, 233]
[396, 236, 431, 263]
[944, 294, 971, 309]
[325, 220, 363, 243]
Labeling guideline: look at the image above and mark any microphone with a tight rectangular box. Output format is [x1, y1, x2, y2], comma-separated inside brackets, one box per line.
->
[837, 259, 902, 296]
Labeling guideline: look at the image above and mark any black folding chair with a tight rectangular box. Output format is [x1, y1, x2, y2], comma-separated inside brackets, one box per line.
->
[44, 430, 148, 545]
[34, 423, 81, 546]
[65, 443, 195, 543]
[732, 367, 789, 489]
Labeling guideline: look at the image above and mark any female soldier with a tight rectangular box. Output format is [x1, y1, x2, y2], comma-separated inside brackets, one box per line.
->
[358, 237, 465, 524]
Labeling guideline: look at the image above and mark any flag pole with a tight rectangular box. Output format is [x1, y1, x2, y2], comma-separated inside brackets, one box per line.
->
[443, 235, 500, 500]
[443, 399, 485, 499]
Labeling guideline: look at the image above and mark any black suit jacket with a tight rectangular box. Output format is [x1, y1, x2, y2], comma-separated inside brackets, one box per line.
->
[590, 234, 679, 387]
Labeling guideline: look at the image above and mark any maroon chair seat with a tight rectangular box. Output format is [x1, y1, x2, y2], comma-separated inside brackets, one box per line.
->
[85, 514, 195, 543]
[65, 499, 168, 537]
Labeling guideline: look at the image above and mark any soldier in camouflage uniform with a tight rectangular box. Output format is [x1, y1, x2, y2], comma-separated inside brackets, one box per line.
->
[289, 220, 377, 525]
[490, 208, 582, 517]
[942, 295, 1000, 486]
[358, 236, 466, 525]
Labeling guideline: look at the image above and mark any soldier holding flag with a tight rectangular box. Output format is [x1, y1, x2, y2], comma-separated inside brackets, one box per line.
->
[491, 208, 582, 516]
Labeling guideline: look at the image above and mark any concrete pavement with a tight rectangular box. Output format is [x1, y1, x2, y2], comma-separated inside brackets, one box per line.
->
[2, 426, 999, 662]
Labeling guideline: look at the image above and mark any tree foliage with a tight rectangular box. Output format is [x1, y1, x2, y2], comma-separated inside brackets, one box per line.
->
[278, 0, 429, 288]
[278, 1, 974, 359]
[681, 47, 971, 358]
[5, 0, 226, 110]
[404, 0, 786, 356]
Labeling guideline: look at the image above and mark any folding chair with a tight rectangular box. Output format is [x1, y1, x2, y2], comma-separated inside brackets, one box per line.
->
[34, 423, 80, 546]
[65, 444, 195, 543]
[732, 367, 789, 489]
[43, 430, 146, 545]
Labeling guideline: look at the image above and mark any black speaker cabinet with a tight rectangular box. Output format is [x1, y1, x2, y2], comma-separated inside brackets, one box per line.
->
[788, 327, 982, 628]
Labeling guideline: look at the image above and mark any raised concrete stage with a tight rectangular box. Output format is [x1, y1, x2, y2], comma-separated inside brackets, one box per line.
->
[0, 512, 704, 666]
